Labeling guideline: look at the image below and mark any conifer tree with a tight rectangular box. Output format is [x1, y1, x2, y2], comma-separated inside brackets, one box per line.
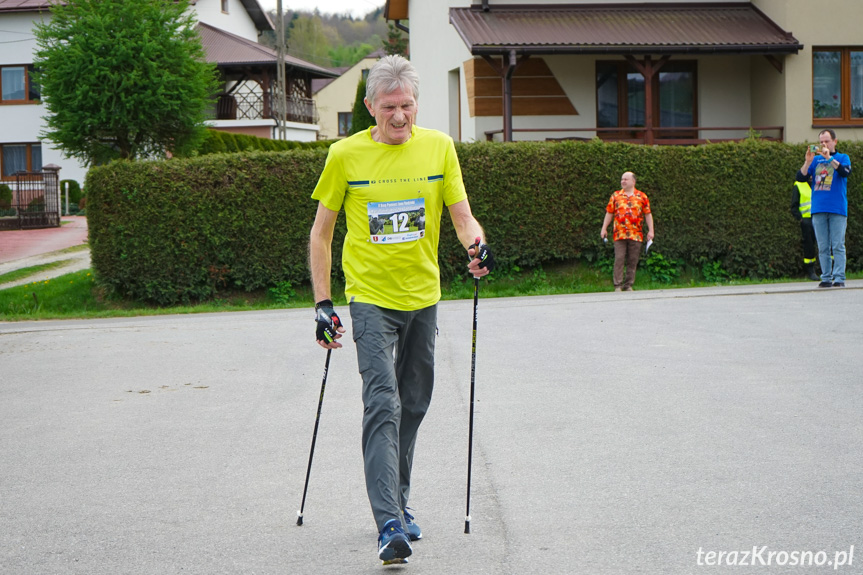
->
[348, 77, 375, 136]
[34, 0, 219, 165]
[383, 23, 409, 57]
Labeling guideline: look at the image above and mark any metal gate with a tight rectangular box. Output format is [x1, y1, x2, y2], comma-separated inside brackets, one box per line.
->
[15, 170, 60, 229]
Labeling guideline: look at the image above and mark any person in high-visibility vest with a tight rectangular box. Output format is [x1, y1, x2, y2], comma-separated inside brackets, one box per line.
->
[790, 177, 819, 281]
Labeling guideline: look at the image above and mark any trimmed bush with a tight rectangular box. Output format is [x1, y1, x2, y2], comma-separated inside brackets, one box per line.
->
[86, 150, 338, 304]
[26, 195, 45, 212]
[60, 179, 82, 204]
[0, 183, 12, 210]
[439, 139, 862, 281]
[86, 139, 863, 304]
[191, 129, 334, 157]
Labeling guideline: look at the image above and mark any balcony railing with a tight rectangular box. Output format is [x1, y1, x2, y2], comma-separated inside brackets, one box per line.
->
[213, 92, 319, 125]
[485, 125, 784, 144]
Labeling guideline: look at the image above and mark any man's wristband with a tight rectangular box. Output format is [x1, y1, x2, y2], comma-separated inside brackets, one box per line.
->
[315, 299, 334, 310]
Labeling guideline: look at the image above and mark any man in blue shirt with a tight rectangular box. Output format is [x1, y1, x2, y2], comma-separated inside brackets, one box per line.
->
[797, 129, 852, 287]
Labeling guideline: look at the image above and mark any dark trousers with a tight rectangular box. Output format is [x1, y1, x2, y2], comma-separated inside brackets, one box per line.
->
[613, 239, 642, 289]
[350, 302, 437, 532]
[800, 218, 817, 262]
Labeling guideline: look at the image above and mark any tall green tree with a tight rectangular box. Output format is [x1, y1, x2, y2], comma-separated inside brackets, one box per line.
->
[348, 77, 375, 136]
[287, 14, 332, 67]
[33, 0, 219, 165]
[328, 43, 375, 68]
[383, 23, 408, 57]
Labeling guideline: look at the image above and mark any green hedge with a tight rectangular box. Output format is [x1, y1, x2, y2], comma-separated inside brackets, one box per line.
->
[444, 139, 862, 280]
[192, 129, 334, 156]
[86, 150, 339, 304]
[86, 139, 862, 305]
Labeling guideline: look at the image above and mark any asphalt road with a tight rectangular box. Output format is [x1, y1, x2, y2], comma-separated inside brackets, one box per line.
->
[2, 284, 862, 574]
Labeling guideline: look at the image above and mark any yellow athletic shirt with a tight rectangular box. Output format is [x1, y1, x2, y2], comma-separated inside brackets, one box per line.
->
[312, 126, 468, 311]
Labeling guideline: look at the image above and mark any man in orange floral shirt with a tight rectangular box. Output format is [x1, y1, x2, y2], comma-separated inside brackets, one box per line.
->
[600, 171, 655, 291]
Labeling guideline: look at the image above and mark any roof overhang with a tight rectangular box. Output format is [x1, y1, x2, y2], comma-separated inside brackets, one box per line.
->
[0, 0, 54, 13]
[188, 0, 272, 31]
[236, 0, 273, 32]
[384, 0, 408, 21]
[197, 23, 337, 77]
[1, 0, 273, 31]
[449, 3, 803, 57]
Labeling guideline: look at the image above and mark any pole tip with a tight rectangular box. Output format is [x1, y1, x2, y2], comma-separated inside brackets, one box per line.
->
[296, 511, 304, 526]
[464, 516, 471, 534]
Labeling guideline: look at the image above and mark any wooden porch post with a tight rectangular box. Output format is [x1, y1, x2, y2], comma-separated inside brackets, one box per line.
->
[482, 51, 527, 142]
[261, 69, 272, 118]
[625, 55, 669, 145]
[502, 50, 517, 142]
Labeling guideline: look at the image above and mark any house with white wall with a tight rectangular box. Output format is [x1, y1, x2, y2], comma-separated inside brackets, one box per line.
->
[384, 0, 863, 146]
[312, 49, 385, 141]
[0, 1, 58, 182]
[0, 0, 334, 189]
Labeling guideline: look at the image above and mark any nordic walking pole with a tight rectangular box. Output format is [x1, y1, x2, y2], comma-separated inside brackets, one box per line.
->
[465, 238, 481, 534]
[297, 349, 332, 526]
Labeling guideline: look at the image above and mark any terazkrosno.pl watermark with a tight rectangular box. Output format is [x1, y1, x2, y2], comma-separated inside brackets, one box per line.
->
[696, 546, 854, 569]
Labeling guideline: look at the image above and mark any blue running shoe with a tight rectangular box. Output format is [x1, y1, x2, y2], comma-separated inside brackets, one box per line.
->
[403, 508, 422, 541]
[378, 519, 412, 564]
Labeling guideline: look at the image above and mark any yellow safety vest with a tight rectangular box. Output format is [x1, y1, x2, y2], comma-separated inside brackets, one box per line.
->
[795, 181, 812, 218]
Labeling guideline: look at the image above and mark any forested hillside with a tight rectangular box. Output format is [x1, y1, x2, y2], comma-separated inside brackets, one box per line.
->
[260, 6, 406, 69]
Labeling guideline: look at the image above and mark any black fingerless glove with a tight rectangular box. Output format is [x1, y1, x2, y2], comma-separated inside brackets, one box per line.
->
[314, 299, 341, 343]
[469, 240, 495, 272]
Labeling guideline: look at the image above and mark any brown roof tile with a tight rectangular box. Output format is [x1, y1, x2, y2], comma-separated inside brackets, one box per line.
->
[197, 22, 336, 77]
[0, 0, 271, 31]
[449, 3, 802, 55]
[0, 0, 54, 12]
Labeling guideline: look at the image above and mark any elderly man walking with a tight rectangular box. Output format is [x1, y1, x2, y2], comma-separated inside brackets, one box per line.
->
[308, 55, 494, 564]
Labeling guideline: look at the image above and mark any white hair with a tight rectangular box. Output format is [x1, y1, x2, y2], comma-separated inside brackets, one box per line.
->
[365, 55, 419, 106]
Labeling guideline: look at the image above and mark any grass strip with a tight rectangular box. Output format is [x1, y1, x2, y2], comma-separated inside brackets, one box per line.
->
[52, 243, 89, 254]
[1, 264, 860, 322]
[0, 259, 77, 285]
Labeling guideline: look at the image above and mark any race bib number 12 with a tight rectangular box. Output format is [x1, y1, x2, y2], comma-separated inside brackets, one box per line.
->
[368, 198, 426, 244]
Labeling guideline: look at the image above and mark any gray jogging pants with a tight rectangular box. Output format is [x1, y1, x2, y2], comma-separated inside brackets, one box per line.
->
[350, 302, 437, 532]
